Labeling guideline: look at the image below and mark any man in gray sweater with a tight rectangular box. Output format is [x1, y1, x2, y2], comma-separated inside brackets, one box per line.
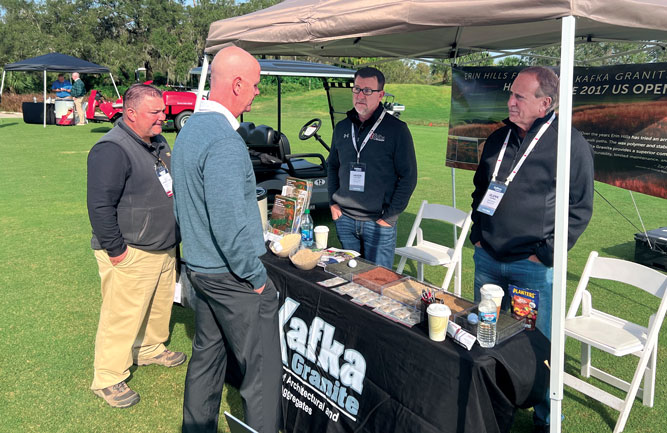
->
[172, 47, 281, 433]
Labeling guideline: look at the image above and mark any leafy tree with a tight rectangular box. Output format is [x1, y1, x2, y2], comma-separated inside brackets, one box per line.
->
[495, 56, 527, 67]
[0, 0, 280, 93]
[510, 42, 667, 66]
[430, 61, 451, 84]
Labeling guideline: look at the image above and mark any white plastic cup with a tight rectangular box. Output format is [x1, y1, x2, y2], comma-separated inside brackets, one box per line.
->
[480, 284, 504, 316]
[314, 225, 329, 249]
[427, 303, 451, 342]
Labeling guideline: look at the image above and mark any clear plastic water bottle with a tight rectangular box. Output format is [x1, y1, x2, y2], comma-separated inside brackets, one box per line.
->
[477, 292, 497, 348]
[300, 208, 314, 247]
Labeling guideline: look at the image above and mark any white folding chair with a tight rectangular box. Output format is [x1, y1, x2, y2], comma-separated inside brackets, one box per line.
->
[564, 251, 667, 433]
[395, 200, 472, 296]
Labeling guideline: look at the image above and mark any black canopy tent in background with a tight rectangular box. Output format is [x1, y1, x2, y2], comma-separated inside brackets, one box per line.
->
[0, 52, 119, 127]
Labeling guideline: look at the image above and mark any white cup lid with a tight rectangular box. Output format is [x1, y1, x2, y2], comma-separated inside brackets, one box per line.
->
[314, 225, 329, 232]
[481, 284, 504, 297]
[427, 303, 451, 317]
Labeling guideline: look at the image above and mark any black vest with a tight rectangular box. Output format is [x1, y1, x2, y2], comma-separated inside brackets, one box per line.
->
[90, 122, 178, 251]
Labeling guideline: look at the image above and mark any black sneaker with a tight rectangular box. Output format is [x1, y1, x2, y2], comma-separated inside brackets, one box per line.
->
[93, 381, 140, 408]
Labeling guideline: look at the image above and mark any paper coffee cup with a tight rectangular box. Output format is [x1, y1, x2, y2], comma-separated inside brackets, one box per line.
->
[481, 284, 504, 316]
[314, 225, 329, 249]
[427, 303, 451, 342]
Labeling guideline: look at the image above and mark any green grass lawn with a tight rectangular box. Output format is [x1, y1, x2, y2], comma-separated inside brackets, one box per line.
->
[1, 84, 666, 433]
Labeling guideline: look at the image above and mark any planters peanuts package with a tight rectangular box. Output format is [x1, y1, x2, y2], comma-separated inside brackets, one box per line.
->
[510, 285, 539, 330]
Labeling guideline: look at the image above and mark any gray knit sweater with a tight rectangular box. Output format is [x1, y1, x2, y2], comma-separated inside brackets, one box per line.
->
[172, 111, 267, 289]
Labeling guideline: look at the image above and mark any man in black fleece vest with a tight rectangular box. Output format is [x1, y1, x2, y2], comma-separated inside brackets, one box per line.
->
[87, 84, 184, 409]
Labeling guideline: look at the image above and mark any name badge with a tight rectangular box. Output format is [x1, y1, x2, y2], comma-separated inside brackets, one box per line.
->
[477, 181, 507, 216]
[349, 162, 366, 192]
[156, 164, 173, 197]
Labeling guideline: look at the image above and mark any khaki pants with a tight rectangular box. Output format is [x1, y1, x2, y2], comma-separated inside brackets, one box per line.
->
[73, 96, 85, 125]
[91, 246, 176, 390]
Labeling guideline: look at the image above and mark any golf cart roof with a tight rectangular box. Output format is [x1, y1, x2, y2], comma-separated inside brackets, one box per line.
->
[189, 59, 355, 78]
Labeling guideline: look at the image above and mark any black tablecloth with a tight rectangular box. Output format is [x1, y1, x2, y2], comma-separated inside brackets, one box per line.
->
[262, 253, 549, 433]
[22, 102, 56, 125]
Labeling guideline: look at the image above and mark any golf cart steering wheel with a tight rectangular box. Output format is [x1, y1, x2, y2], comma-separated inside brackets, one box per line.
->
[299, 118, 322, 140]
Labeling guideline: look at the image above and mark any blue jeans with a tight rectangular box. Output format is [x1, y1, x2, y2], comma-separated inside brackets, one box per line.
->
[473, 245, 553, 426]
[334, 214, 397, 269]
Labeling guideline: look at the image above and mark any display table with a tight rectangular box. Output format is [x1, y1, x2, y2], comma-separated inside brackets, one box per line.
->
[262, 253, 550, 433]
[22, 102, 56, 125]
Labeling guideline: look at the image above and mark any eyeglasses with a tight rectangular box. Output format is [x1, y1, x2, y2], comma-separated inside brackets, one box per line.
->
[352, 86, 382, 96]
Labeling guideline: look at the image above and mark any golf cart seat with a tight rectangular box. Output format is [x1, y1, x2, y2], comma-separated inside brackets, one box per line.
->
[238, 122, 289, 171]
[239, 122, 327, 178]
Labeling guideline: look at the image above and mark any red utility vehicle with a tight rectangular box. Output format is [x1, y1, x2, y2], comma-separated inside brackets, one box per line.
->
[85, 87, 197, 131]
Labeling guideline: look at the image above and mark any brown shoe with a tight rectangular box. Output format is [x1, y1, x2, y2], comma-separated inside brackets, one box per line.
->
[93, 381, 140, 408]
[136, 349, 186, 367]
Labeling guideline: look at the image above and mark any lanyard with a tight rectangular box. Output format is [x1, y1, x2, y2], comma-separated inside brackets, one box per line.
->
[351, 109, 387, 163]
[491, 113, 555, 185]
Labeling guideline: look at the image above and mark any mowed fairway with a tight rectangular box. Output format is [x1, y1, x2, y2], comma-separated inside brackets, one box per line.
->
[1, 84, 665, 433]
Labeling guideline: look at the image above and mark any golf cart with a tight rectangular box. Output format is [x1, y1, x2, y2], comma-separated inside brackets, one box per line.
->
[383, 92, 405, 118]
[85, 68, 200, 131]
[191, 59, 356, 211]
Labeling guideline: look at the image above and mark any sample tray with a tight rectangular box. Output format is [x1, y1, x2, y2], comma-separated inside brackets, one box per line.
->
[353, 267, 405, 294]
[324, 258, 376, 279]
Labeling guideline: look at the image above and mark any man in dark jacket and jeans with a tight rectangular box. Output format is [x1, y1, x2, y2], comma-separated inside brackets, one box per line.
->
[328, 67, 417, 268]
[87, 84, 185, 409]
[470, 66, 594, 432]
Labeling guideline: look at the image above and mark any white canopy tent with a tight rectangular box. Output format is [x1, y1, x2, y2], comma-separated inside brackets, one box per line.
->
[205, 0, 666, 59]
[200, 1, 667, 431]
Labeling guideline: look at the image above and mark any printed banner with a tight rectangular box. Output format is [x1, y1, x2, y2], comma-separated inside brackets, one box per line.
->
[446, 64, 667, 199]
[280, 296, 367, 432]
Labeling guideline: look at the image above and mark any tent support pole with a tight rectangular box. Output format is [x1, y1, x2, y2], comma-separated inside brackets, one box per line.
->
[451, 167, 457, 243]
[109, 74, 121, 99]
[43, 70, 47, 128]
[0, 70, 5, 99]
[551, 15, 577, 433]
[277, 76, 282, 134]
[194, 54, 210, 112]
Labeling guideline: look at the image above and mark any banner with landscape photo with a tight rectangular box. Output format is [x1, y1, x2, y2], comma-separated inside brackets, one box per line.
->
[447, 64, 667, 199]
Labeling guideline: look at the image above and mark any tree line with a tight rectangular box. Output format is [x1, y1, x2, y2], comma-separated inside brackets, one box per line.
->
[0, 0, 279, 92]
[2, 0, 664, 94]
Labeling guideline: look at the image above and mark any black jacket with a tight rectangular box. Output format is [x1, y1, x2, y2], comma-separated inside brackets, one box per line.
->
[87, 120, 179, 256]
[470, 112, 594, 267]
[327, 104, 417, 225]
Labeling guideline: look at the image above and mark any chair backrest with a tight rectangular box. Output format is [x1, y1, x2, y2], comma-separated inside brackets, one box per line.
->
[567, 251, 667, 320]
[404, 200, 471, 252]
[420, 201, 469, 229]
[588, 252, 667, 299]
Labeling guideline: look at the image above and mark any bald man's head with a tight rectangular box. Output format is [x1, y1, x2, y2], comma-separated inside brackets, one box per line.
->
[209, 46, 261, 118]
